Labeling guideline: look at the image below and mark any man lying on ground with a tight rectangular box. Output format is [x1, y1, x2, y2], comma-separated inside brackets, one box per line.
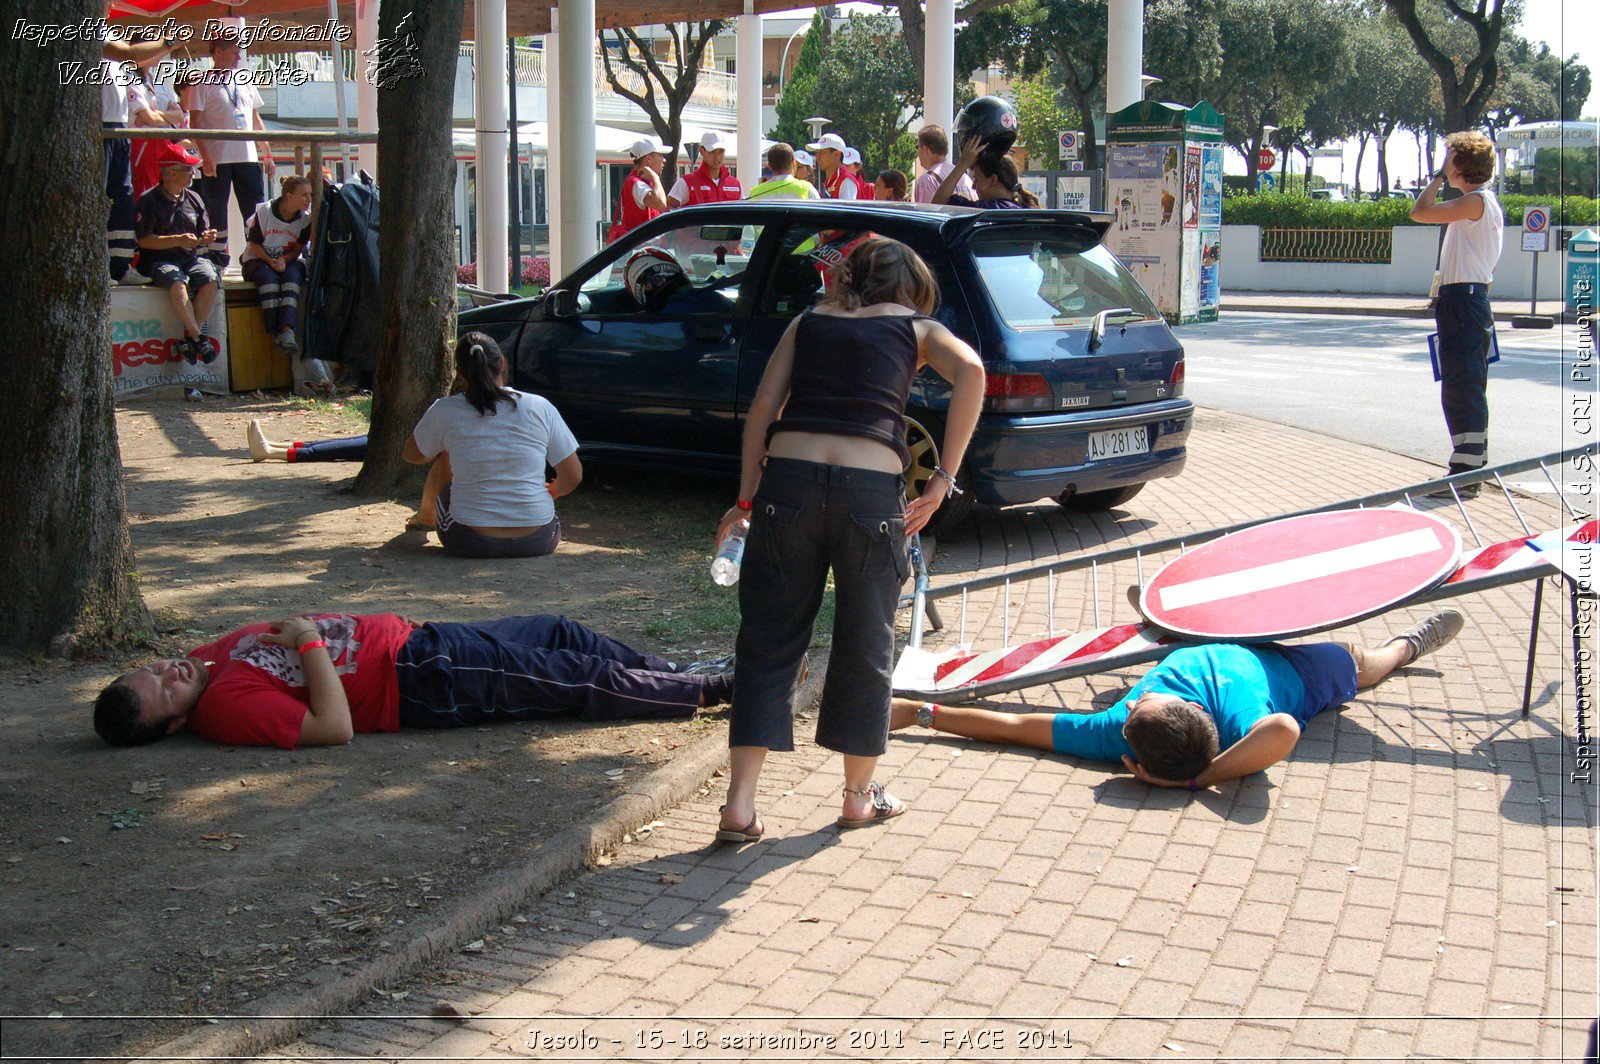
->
[890, 610, 1464, 790]
[95, 613, 734, 750]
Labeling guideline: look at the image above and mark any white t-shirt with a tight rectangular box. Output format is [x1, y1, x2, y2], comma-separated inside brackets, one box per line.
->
[1439, 188, 1504, 285]
[410, 391, 579, 527]
[100, 59, 130, 124]
[129, 73, 181, 126]
[190, 74, 264, 164]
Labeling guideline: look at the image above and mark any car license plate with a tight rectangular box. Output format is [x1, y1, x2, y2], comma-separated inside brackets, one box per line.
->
[1088, 426, 1149, 461]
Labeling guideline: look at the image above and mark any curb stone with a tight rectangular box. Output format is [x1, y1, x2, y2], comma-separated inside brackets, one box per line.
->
[136, 650, 830, 1063]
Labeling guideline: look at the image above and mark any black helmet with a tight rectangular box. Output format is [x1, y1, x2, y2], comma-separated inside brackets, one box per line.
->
[953, 95, 1019, 163]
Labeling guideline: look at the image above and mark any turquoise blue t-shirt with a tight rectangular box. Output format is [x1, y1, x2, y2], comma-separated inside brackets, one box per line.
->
[1050, 644, 1313, 763]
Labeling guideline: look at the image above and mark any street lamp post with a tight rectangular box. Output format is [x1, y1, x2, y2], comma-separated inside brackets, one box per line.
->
[1140, 74, 1160, 100]
[804, 117, 830, 193]
[776, 23, 809, 100]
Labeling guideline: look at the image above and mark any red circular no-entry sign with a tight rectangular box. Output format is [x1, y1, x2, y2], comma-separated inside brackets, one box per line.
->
[1138, 509, 1461, 641]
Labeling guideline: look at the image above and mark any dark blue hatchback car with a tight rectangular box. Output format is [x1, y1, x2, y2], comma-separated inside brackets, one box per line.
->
[458, 201, 1192, 535]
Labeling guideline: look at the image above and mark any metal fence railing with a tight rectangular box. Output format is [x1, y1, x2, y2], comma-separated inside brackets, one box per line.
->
[1260, 227, 1394, 264]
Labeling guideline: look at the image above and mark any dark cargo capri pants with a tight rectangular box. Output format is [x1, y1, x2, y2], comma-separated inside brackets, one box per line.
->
[731, 458, 910, 758]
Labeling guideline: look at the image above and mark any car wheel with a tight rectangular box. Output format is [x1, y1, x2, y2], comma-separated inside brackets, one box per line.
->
[1058, 483, 1146, 512]
[905, 414, 974, 537]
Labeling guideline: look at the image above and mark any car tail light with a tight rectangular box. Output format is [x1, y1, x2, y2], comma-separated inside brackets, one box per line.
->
[1169, 359, 1185, 395]
[985, 372, 1054, 412]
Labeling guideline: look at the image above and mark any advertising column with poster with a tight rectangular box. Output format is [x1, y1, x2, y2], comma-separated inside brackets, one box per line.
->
[1103, 100, 1225, 324]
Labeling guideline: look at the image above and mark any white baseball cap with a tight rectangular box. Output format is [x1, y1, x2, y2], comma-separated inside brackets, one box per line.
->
[793, 150, 815, 167]
[842, 146, 862, 166]
[628, 135, 669, 159]
[806, 132, 848, 153]
[699, 129, 730, 152]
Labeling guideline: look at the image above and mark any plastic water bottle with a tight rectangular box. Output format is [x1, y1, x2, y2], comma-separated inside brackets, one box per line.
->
[711, 520, 749, 586]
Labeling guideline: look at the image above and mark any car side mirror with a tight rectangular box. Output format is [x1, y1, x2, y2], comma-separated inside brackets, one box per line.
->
[547, 289, 580, 318]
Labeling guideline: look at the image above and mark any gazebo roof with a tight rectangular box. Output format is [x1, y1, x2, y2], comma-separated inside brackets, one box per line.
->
[121, 1, 817, 47]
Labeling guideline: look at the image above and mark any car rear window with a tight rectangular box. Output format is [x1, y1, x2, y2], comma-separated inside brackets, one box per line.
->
[969, 230, 1161, 329]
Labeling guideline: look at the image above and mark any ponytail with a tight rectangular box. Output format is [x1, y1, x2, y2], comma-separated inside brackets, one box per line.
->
[455, 331, 517, 417]
[975, 154, 1039, 207]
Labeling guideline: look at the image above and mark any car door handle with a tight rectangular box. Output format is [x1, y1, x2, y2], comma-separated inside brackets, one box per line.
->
[692, 322, 730, 343]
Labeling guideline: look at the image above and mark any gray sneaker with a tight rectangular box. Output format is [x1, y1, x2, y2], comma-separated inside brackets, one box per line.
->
[680, 653, 734, 676]
[1397, 608, 1465, 665]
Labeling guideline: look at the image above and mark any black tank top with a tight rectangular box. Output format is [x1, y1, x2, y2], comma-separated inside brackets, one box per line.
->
[767, 309, 926, 466]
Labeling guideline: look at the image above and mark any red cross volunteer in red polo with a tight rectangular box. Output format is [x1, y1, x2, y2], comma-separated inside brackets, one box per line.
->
[808, 133, 867, 200]
[667, 130, 743, 208]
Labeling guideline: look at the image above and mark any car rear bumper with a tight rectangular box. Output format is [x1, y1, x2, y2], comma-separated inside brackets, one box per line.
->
[965, 398, 1194, 505]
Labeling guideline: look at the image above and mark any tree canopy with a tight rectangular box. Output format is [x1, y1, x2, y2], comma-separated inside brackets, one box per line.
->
[770, 10, 830, 148]
[807, 12, 923, 172]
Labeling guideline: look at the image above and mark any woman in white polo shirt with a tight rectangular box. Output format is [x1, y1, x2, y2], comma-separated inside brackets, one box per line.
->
[1409, 130, 1504, 489]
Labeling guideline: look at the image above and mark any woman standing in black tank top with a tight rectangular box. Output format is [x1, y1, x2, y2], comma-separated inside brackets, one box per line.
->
[713, 238, 986, 844]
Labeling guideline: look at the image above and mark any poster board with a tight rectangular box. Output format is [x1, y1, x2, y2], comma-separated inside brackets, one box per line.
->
[110, 283, 230, 400]
[1104, 100, 1224, 324]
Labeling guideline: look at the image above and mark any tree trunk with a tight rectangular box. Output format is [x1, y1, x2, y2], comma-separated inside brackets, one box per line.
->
[896, 1, 927, 82]
[1354, 133, 1367, 196]
[0, 0, 148, 653]
[1376, 123, 1394, 193]
[353, 0, 465, 498]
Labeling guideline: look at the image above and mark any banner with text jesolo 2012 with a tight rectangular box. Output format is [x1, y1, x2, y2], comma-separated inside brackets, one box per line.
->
[110, 285, 230, 400]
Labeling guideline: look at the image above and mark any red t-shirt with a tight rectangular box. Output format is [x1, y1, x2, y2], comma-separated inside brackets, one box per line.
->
[186, 613, 415, 749]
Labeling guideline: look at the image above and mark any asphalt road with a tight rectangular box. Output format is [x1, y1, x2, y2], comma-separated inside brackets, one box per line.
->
[1174, 311, 1595, 498]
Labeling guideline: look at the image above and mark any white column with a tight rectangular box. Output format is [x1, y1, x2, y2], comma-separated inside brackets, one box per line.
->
[356, 0, 378, 177]
[544, 18, 561, 279]
[1106, 0, 1144, 113]
[557, 0, 597, 272]
[736, 4, 762, 190]
[923, 0, 955, 134]
[475, 0, 509, 291]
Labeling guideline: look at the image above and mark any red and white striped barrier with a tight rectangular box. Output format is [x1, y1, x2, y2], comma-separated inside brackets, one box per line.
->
[894, 522, 1586, 700]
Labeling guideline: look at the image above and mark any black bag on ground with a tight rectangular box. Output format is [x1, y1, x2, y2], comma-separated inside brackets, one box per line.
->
[303, 172, 381, 381]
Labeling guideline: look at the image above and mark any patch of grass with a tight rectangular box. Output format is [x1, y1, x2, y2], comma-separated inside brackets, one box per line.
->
[564, 466, 837, 650]
[291, 394, 372, 425]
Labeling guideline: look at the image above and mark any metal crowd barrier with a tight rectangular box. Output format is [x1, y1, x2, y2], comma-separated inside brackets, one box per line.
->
[897, 445, 1596, 714]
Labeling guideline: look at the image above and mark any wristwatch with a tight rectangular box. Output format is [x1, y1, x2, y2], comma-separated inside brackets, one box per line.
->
[916, 702, 936, 729]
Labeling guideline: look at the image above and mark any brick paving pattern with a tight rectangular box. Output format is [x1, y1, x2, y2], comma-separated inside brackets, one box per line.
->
[274, 410, 1596, 1061]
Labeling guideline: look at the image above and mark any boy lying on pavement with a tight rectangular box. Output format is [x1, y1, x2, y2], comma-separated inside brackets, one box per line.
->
[890, 610, 1463, 790]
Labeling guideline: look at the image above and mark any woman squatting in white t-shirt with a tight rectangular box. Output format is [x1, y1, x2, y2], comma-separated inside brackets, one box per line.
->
[247, 333, 583, 559]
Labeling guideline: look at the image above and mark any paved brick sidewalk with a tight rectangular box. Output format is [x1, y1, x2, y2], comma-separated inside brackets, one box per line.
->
[273, 411, 1596, 1062]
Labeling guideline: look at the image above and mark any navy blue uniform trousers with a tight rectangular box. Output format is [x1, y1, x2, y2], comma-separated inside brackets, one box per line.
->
[1434, 282, 1493, 472]
[393, 615, 701, 727]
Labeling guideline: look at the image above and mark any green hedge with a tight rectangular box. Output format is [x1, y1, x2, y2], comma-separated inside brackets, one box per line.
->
[1222, 191, 1600, 229]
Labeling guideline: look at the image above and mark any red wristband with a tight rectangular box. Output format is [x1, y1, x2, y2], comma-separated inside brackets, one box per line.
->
[736, 499, 752, 511]
[296, 639, 327, 654]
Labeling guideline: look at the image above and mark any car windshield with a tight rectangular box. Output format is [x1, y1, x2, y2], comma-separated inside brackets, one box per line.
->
[970, 230, 1161, 329]
[582, 224, 762, 295]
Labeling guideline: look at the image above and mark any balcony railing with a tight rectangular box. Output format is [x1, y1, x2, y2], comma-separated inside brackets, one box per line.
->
[1260, 227, 1394, 264]
[455, 41, 736, 111]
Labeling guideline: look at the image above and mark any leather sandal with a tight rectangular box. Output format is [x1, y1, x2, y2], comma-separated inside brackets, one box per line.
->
[837, 781, 906, 829]
[715, 805, 763, 844]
